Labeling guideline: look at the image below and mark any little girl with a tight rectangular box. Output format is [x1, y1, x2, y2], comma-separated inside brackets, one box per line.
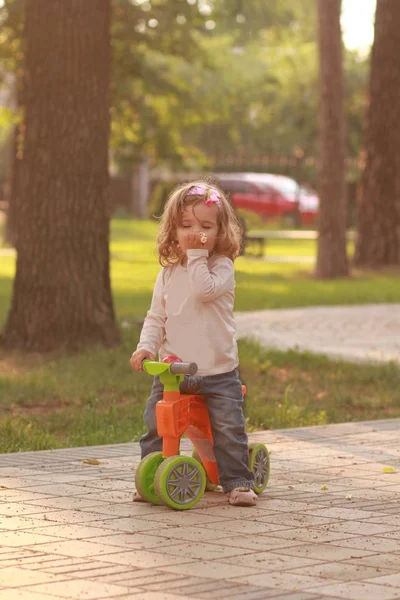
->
[130, 180, 257, 506]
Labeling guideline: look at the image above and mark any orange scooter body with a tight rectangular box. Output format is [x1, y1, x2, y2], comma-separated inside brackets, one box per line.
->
[155, 385, 246, 487]
[156, 390, 219, 485]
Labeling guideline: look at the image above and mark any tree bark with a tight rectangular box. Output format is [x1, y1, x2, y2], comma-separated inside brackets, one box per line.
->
[354, 0, 400, 267]
[2, 0, 120, 351]
[315, 0, 349, 278]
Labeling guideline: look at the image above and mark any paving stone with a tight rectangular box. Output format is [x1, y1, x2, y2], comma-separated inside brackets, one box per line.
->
[264, 594, 323, 600]
[346, 553, 400, 570]
[232, 570, 339, 591]
[0, 530, 63, 547]
[23, 539, 146, 559]
[88, 549, 195, 569]
[191, 519, 294, 537]
[303, 580, 400, 600]
[22, 496, 110, 510]
[18, 556, 96, 572]
[152, 540, 247, 560]
[110, 593, 195, 600]
[138, 511, 231, 527]
[0, 590, 67, 600]
[25, 510, 121, 524]
[18, 484, 99, 497]
[0, 566, 68, 587]
[72, 479, 133, 491]
[266, 526, 359, 544]
[326, 535, 400, 553]
[0, 548, 42, 562]
[177, 582, 277, 600]
[287, 562, 396, 582]
[16, 524, 130, 541]
[96, 568, 200, 589]
[272, 543, 375, 562]
[68, 516, 165, 531]
[217, 551, 325, 572]
[71, 532, 181, 550]
[77, 503, 160, 518]
[159, 560, 264, 581]
[0, 516, 64, 531]
[0, 419, 399, 599]
[378, 531, 400, 541]
[19, 579, 139, 599]
[40, 563, 133, 578]
[0, 504, 62, 518]
[361, 573, 400, 588]
[311, 521, 400, 537]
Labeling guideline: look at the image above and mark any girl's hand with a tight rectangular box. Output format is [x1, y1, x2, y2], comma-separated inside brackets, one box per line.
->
[130, 349, 155, 372]
[181, 231, 208, 251]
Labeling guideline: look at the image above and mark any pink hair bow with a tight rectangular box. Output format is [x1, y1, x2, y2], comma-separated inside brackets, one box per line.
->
[187, 185, 221, 208]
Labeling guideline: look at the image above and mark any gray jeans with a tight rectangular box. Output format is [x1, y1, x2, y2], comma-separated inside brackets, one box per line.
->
[139, 368, 254, 493]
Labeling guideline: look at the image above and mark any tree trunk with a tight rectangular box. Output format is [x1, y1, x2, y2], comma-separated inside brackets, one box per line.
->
[2, 0, 120, 351]
[315, 0, 349, 278]
[354, 0, 400, 267]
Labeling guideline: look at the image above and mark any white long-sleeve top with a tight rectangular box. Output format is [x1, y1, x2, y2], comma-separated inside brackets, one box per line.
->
[136, 249, 239, 376]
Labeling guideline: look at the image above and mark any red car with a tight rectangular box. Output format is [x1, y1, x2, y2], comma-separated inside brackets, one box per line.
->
[216, 172, 319, 227]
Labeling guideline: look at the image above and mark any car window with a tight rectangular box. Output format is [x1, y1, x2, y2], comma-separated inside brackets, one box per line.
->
[266, 178, 299, 200]
[257, 184, 276, 194]
[218, 180, 257, 194]
[217, 180, 237, 194]
[234, 182, 258, 193]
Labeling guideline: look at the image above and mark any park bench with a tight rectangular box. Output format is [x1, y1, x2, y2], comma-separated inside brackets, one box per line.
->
[244, 229, 355, 257]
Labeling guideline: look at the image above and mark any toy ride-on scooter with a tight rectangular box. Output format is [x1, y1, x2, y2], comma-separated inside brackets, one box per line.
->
[135, 357, 270, 510]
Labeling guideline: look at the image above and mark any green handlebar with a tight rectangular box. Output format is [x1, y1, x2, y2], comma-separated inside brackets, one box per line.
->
[142, 359, 198, 392]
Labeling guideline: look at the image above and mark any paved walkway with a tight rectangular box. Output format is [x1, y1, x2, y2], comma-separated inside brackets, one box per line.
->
[236, 304, 400, 364]
[2, 246, 400, 598]
[1, 420, 400, 600]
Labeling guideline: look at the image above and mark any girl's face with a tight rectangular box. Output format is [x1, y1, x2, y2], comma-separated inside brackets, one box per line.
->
[176, 201, 219, 254]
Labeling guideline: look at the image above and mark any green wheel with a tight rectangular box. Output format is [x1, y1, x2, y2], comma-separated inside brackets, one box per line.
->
[154, 456, 206, 510]
[135, 452, 165, 505]
[249, 443, 270, 494]
[192, 449, 220, 492]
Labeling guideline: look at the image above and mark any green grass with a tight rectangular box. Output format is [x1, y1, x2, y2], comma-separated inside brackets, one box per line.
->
[1, 217, 400, 453]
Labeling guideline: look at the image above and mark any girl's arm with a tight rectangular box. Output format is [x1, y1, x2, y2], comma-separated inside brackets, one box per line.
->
[186, 250, 234, 302]
[136, 269, 166, 355]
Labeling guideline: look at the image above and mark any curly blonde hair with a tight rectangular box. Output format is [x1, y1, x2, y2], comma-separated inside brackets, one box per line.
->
[157, 179, 243, 266]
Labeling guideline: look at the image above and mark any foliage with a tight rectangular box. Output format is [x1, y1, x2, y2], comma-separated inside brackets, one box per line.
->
[111, 0, 210, 169]
[0, 0, 24, 76]
[344, 49, 370, 160]
[0, 0, 370, 176]
[147, 180, 178, 219]
[0, 0, 24, 180]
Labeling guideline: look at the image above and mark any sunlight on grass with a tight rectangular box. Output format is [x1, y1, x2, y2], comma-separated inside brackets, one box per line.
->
[1, 219, 399, 324]
[1, 218, 400, 452]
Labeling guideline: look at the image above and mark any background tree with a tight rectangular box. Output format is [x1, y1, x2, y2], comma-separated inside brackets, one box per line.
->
[315, 0, 349, 278]
[0, 0, 24, 245]
[1, 0, 120, 351]
[354, 0, 400, 267]
[1, 0, 369, 185]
